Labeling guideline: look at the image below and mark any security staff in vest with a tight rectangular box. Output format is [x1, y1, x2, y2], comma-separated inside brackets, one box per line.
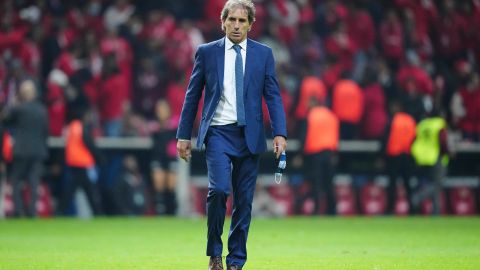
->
[410, 110, 449, 215]
[301, 97, 339, 215]
[381, 101, 416, 215]
[58, 109, 103, 216]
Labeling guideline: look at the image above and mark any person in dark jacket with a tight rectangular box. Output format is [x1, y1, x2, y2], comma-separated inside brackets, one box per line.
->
[4, 79, 48, 217]
[114, 154, 148, 216]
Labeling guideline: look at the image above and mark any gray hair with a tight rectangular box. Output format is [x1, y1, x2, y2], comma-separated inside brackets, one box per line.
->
[221, 0, 256, 30]
[19, 79, 37, 101]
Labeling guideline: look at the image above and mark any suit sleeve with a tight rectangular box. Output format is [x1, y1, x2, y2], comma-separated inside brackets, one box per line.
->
[176, 46, 206, 140]
[263, 48, 287, 139]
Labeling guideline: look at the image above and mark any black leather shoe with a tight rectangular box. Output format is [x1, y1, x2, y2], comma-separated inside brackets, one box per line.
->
[227, 266, 242, 270]
[209, 256, 224, 270]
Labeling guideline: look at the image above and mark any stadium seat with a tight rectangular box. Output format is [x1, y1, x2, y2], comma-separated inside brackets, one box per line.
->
[420, 191, 447, 215]
[449, 187, 477, 216]
[395, 185, 409, 216]
[191, 186, 233, 216]
[268, 184, 294, 216]
[360, 183, 387, 216]
[335, 184, 357, 216]
[1, 182, 53, 217]
[191, 186, 208, 215]
[2, 182, 14, 217]
[22, 183, 54, 217]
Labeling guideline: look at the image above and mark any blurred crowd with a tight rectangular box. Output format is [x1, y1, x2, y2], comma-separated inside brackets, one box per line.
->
[0, 0, 480, 217]
[0, 0, 479, 140]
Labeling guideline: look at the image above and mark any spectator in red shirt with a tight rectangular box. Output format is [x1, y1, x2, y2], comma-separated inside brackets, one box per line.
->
[379, 9, 405, 71]
[0, 58, 26, 110]
[100, 28, 133, 98]
[103, 0, 135, 32]
[360, 69, 388, 140]
[324, 22, 357, 73]
[91, 53, 128, 137]
[321, 56, 343, 91]
[202, 0, 226, 39]
[133, 57, 164, 120]
[204, 0, 226, 25]
[291, 24, 323, 76]
[75, 1, 104, 36]
[451, 73, 480, 141]
[267, 0, 300, 45]
[403, 9, 433, 63]
[247, 1, 267, 39]
[180, 20, 205, 59]
[162, 27, 194, 77]
[16, 26, 42, 77]
[345, 3, 376, 81]
[432, 0, 467, 64]
[84, 29, 103, 78]
[395, 0, 438, 38]
[46, 69, 68, 136]
[396, 54, 434, 95]
[55, 42, 85, 78]
[458, 0, 480, 63]
[165, 71, 188, 123]
[0, 14, 28, 57]
[141, 10, 176, 45]
[345, 3, 375, 52]
[314, 0, 348, 38]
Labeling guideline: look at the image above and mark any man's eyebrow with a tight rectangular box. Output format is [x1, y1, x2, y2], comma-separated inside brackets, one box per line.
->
[227, 16, 247, 21]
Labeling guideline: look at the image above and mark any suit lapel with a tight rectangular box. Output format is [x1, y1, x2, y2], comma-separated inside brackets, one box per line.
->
[216, 38, 225, 92]
[244, 39, 255, 96]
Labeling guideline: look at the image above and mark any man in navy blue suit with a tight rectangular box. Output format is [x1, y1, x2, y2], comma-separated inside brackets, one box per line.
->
[176, 1, 287, 269]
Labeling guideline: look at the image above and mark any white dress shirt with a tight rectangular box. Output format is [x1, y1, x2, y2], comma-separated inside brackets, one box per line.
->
[210, 37, 247, 126]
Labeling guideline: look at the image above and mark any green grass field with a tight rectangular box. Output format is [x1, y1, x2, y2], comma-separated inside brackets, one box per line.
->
[0, 217, 479, 269]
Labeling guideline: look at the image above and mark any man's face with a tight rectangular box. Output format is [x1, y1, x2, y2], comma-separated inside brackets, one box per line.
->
[222, 7, 251, 44]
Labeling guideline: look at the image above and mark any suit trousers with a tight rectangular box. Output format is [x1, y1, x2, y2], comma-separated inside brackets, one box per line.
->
[59, 166, 102, 215]
[305, 150, 336, 215]
[386, 154, 414, 214]
[11, 157, 43, 217]
[204, 124, 259, 267]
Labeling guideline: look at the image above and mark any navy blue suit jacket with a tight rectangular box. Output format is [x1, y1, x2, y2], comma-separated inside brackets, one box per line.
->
[176, 38, 287, 154]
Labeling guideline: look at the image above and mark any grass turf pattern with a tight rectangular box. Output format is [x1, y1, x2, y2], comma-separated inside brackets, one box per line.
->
[0, 217, 479, 269]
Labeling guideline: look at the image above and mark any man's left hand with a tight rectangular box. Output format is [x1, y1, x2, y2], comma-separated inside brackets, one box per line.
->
[273, 136, 287, 159]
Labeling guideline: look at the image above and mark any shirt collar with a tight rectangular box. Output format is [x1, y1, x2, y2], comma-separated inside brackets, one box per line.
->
[225, 36, 247, 51]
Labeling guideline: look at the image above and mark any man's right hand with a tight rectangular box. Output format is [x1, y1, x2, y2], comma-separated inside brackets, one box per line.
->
[177, 140, 192, 162]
